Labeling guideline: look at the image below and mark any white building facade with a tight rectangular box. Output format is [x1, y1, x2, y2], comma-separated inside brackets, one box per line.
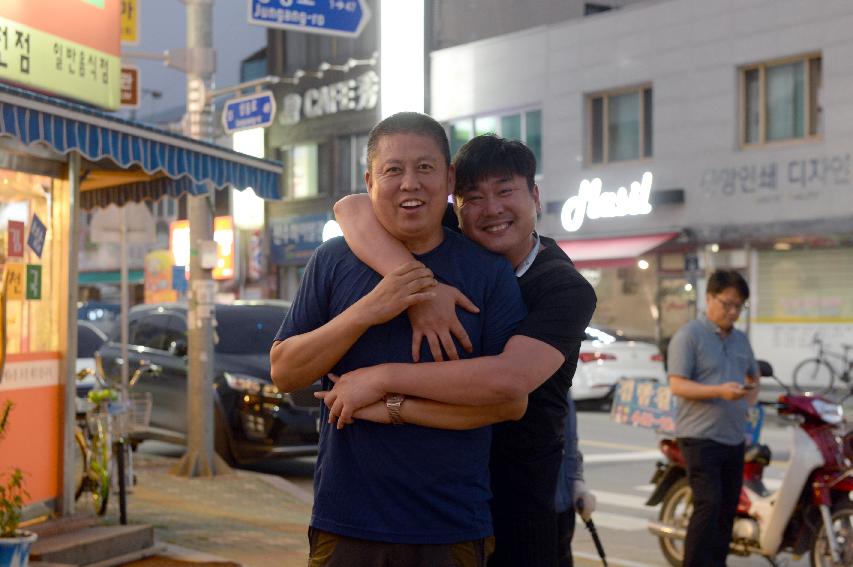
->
[430, 0, 853, 384]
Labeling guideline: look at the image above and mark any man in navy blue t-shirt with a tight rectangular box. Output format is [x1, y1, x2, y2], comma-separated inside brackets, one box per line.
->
[270, 113, 526, 567]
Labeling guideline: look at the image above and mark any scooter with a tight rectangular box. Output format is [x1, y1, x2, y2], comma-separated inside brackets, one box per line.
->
[646, 361, 853, 567]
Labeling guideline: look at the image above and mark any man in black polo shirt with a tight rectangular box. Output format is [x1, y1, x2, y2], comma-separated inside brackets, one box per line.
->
[324, 135, 597, 566]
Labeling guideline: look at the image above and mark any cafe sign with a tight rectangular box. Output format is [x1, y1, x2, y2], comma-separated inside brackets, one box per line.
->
[279, 70, 379, 125]
[561, 171, 654, 232]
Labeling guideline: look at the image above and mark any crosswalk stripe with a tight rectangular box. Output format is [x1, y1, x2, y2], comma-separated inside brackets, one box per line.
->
[580, 439, 653, 451]
[585, 450, 661, 464]
[591, 489, 651, 510]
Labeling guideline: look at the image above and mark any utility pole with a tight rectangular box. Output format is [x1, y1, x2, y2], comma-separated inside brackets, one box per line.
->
[173, 0, 230, 477]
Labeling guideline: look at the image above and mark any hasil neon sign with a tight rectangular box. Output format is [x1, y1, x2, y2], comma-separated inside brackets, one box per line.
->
[560, 171, 654, 232]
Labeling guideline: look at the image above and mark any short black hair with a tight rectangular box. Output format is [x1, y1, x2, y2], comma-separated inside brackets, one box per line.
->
[366, 112, 451, 170]
[707, 269, 750, 300]
[453, 135, 537, 195]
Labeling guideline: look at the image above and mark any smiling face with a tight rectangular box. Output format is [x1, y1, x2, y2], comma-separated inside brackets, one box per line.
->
[455, 174, 541, 268]
[364, 133, 454, 254]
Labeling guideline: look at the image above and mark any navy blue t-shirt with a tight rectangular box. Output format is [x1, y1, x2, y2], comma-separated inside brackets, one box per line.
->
[275, 229, 526, 544]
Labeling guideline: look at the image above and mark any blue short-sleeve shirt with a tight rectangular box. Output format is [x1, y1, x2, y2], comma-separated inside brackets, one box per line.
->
[275, 230, 526, 544]
[668, 314, 759, 445]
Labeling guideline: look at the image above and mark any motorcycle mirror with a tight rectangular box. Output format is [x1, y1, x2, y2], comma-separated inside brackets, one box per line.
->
[756, 359, 790, 394]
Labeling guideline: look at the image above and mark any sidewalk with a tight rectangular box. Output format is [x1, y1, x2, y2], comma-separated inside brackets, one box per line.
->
[118, 453, 313, 567]
[119, 453, 614, 567]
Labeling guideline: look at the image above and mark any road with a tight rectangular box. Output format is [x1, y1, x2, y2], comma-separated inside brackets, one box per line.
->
[569, 408, 810, 567]
[140, 405, 818, 566]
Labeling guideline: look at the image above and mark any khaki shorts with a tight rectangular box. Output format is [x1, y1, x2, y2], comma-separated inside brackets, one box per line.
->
[308, 527, 495, 567]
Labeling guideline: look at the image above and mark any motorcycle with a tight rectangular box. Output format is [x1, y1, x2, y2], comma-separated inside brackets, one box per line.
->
[646, 361, 853, 567]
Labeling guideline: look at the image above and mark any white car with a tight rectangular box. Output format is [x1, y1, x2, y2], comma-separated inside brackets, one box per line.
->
[572, 327, 666, 406]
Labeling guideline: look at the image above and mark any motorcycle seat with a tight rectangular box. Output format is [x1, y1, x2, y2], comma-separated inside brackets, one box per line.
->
[744, 443, 772, 465]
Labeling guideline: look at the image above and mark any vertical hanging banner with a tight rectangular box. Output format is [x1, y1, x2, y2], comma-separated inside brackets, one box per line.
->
[120, 0, 138, 45]
[0, 0, 121, 109]
[121, 65, 140, 107]
[26, 265, 41, 300]
[6, 264, 25, 301]
[7, 221, 25, 258]
[27, 214, 47, 258]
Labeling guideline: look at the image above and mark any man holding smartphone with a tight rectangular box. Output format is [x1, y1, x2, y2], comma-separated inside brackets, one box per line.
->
[667, 269, 759, 567]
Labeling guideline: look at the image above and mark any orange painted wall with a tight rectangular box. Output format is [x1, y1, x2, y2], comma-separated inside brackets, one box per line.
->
[0, 357, 62, 505]
[0, 0, 120, 55]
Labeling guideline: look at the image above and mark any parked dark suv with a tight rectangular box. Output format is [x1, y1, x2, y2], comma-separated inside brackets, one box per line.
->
[96, 300, 320, 464]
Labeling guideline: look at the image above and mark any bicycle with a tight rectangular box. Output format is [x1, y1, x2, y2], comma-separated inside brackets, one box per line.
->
[791, 334, 853, 396]
[73, 367, 153, 516]
[74, 368, 119, 516]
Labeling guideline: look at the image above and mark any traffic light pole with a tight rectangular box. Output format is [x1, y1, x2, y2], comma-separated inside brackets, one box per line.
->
[173, 0, 230, 477]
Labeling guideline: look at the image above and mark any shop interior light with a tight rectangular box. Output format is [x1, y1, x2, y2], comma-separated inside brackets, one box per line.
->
[710, 243, 720, 253]
[684, 283, 694, 292]
[774, 241, 792, 251]
[380, 0, 425, 117]
[637, 259, 650, 270]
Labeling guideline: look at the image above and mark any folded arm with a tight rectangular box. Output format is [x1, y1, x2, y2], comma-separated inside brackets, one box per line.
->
[270, 262, 436, 393]
[322, 335, 564, 425]
[350, 396, 528, 430]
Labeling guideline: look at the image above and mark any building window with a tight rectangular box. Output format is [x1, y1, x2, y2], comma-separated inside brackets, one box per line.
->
[741, 54, 822, 146]
[281, 144, 319, 199]
[448, 109, 543, 174]
[588, 86, 652, 164]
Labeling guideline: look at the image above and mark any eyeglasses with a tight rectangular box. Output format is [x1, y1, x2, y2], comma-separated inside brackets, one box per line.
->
[714, 296, 747, 313]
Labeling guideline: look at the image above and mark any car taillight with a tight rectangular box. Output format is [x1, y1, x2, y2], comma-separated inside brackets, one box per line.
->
[579, 352, 617, 363]
[651, 353, 664, 362]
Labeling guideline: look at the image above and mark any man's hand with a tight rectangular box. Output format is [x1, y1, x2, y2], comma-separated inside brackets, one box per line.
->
[356, 261, 437, 326]
[408, 283, 480, 361]
[718, 381, 749, 401]
[316, 370, 389, 429]
[574, 480, 597, 522]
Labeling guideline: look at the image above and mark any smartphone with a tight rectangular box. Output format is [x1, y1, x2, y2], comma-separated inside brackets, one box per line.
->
[741, 383, 755, 391]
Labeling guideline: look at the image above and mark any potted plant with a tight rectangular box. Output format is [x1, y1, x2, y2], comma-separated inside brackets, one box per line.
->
[0, 400, 37, 567]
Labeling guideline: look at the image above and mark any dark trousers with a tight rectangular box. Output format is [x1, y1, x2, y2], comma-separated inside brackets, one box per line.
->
[557, 508, 576, 567]
[308, 528, 493, 567]
[679, 438, 745, 567]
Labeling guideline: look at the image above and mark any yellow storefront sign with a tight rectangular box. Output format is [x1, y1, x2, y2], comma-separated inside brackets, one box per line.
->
[121, 0, 138, 45]
[6, 264, 24, 302]
[0, 16, 121, 109]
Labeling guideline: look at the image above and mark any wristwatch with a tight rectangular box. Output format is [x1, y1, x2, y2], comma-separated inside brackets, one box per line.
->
[385, 393, 405, 425]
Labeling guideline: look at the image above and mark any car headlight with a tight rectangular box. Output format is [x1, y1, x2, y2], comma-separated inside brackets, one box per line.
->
[223, 372, 290, 401]
[812, 399, 843, 425]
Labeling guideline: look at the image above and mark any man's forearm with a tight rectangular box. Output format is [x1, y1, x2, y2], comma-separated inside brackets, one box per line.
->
[270, 307, 373, 393]
[399, 396, 527, 430]
[668, 374, 721, 400]
[374, 335, 564, 405]
[335, 194, 414, 276]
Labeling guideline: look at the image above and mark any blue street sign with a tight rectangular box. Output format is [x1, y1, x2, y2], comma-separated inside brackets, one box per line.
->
[222, 90, 277, 134]
[248, 0, 371, 38]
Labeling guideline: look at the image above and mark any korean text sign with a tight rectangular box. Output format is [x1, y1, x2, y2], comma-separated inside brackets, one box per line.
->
[0, 0, 121, 109]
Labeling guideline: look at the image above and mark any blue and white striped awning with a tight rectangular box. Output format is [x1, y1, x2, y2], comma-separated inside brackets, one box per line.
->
[0, 82, 281, 209]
